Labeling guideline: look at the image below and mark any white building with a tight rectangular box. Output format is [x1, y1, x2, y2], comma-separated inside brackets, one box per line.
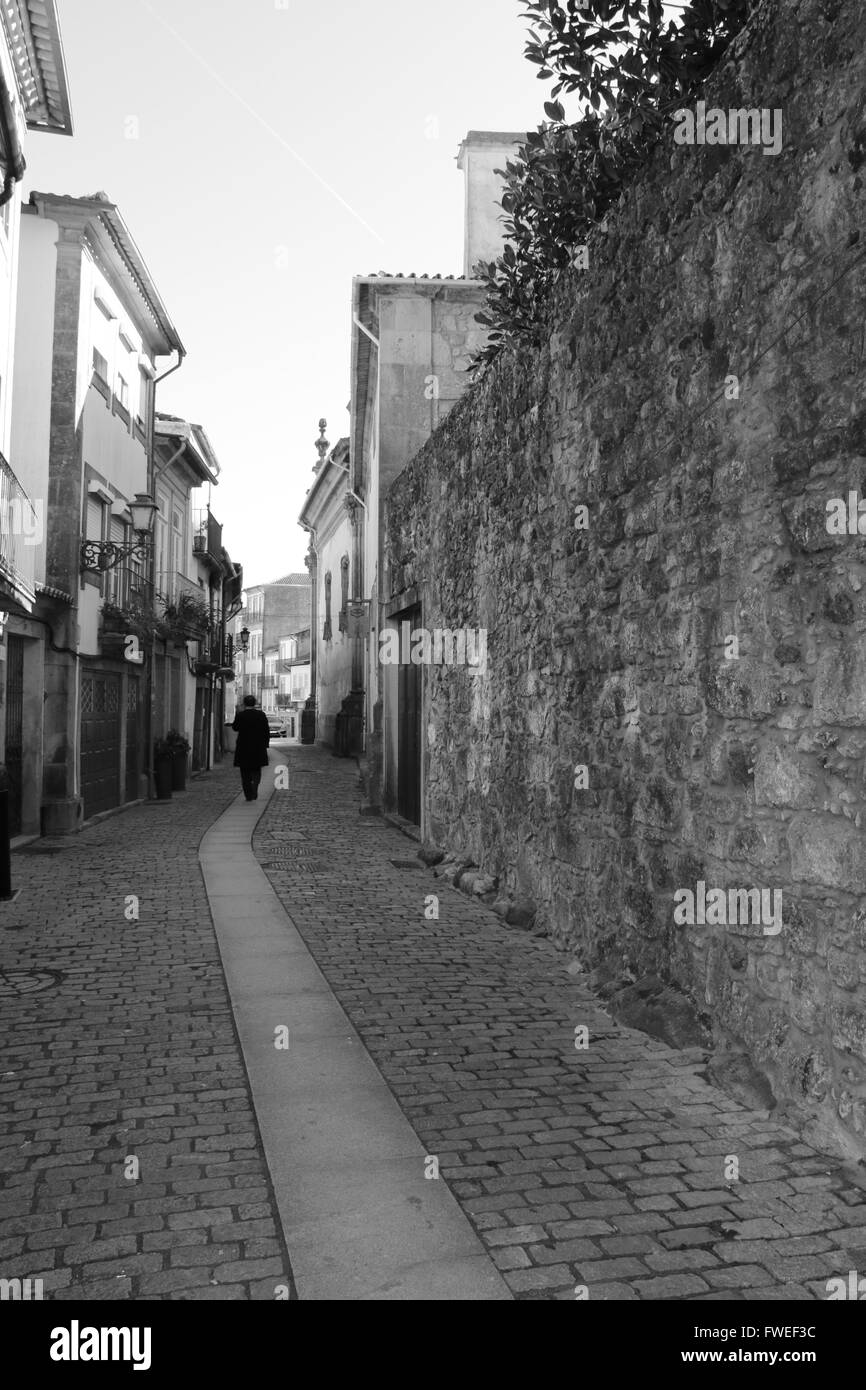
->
[10, 191, 184, 829]
[347, 132, 522, 824]
[0, 0, 72, 835]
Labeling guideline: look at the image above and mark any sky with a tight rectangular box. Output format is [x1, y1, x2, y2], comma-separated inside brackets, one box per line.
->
[22, 0, 554, 587]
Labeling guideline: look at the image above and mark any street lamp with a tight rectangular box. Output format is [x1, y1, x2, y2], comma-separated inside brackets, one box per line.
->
[80, 493, 158, 572]
[239, 627, 250, 652]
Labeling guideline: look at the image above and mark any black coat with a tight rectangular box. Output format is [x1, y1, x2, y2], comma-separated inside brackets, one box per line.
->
[232, 708, 270, 768]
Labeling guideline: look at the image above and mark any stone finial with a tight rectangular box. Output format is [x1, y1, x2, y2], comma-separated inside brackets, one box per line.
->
[314, 418, 329, 473]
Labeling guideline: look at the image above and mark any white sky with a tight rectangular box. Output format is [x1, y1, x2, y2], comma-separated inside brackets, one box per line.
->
[23, 0, 552, 586]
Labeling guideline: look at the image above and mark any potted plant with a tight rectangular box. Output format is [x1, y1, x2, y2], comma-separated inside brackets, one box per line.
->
[160, 590, 210, 641]
[153, 737, 174, 800]
[166, 729, 191, 791]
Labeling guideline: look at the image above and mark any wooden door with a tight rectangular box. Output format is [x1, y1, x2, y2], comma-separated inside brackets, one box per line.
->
[397, 607, 422, 825]
[81, 670, 121, 818]
[4, 635, 24, 836]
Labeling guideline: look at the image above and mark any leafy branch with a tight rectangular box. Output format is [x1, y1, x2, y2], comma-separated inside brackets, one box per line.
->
[471, 0, 752, 367]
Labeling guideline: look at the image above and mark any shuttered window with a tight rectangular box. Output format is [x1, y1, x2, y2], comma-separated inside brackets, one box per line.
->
[86, 497, 105, 543]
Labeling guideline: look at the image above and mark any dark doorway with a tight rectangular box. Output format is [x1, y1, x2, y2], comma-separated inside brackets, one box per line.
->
[396, 607, 422, 825]
[125, 674, 142, 802]
[193, 687, 205, 770]
[81, 670, 121, 818]
[5, 634, 24, 837]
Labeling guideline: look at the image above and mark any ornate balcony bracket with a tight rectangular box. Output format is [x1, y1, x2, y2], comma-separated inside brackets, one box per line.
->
[81, 538, 149, 573]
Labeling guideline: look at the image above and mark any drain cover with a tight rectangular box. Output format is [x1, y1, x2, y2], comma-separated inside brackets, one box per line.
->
[260, 846, 318, 857]
[0, 969, 64, 998]
[260, 862, 326, 873]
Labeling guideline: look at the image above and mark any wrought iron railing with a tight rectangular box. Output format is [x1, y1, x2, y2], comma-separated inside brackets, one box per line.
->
[192, 508, 223, 567]
[0, 450, 38, 611]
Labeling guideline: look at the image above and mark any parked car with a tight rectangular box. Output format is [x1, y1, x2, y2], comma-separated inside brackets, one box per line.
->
[267, 717, 288, 740]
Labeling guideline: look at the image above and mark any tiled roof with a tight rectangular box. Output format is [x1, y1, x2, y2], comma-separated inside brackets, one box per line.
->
[365, 272, 466, 280]
[270, 573, 310, 586]
[1, 0, 73, 135]
[29, 192, 184, 356]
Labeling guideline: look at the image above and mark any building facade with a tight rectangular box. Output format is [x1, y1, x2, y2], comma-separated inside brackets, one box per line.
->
[346, 132, 520, 825]
[0, 0, 72, 836]
[234, 572, 310, 709]
[10, 191, 184, 830]
[298, 431, 356, 748]
[152, 414, 241, 772]
[276, 628, 310, 738]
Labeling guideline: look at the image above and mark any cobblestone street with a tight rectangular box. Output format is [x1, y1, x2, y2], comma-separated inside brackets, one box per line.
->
[0, 769, 295, 1301]
[253, 748, 866, 1302]
[2, 747, 866, 1301]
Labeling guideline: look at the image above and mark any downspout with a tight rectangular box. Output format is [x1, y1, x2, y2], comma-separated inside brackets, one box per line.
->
[335, 456, 367, 516]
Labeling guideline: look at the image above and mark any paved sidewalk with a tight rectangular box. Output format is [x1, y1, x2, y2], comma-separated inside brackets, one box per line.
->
[199, 765, 509, 1300]
[254, 747, 866, 1301]
[0, 766, 295, 1301]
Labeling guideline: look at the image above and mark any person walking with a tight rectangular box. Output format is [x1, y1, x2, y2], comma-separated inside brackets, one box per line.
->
[232, 694, 270, 801]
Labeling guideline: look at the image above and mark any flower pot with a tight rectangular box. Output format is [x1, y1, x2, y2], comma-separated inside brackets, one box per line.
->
[154, 752, 173, 800]
[171, 747, 188, 791]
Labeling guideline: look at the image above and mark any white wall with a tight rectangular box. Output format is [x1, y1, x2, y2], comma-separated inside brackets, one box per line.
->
[0, 184, 22, 460]
[80, 252, 149, 504]
[0, 29, 26, 460]
[9, 213, 57, 587]
[316, 508, 353, 744]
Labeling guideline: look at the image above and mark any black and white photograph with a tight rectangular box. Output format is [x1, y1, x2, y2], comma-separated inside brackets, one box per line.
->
[0, 0, 864, 1360]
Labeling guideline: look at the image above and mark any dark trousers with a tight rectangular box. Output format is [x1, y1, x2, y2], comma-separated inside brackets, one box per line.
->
[239, 763, 262, 800]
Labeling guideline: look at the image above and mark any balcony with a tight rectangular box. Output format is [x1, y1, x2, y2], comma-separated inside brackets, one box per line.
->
[276, 637, 311, 670]
[99, 579, 158, 655]
[192, 508, 223, 572]
[158, 573, 211, 641]
[0, 451, 38, 613]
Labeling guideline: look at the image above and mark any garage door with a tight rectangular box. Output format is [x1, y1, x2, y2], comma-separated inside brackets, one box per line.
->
[5, 634, 24, 837]
[81, 670, 121, 819]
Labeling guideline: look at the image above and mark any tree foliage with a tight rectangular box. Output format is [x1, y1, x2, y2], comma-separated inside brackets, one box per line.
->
[472, 0, 752, 367]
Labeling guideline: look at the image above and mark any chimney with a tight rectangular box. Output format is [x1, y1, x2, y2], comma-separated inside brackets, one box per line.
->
[456, 130, 525, 279]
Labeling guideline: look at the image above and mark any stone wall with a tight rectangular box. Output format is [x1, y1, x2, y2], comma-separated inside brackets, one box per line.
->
[383, 0, 866, 1156]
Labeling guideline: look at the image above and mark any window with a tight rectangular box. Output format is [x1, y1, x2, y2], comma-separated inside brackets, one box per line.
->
[323, 571, 332, 642]
[137, 368, 150, 429]
[93, 349, 109, 384]
[86, 495, 105, 544]
[338, 555, 349, 633]
[85, 495, 106, 592]
[154, 488, 169, 594]
[128, 548, 144, 595]
[107, 517, 126, 605]
[94, 290, 115, 320]
[170, 506, 183, 578]
[116, 374, 129, 409]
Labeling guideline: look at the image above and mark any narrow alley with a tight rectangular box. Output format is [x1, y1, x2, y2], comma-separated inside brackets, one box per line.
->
[2, 751, 864, 1303]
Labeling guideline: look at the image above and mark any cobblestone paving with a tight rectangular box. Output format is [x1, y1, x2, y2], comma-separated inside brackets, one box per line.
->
[0, 767, 295, 1301]
[255, 747, 866, 1301]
